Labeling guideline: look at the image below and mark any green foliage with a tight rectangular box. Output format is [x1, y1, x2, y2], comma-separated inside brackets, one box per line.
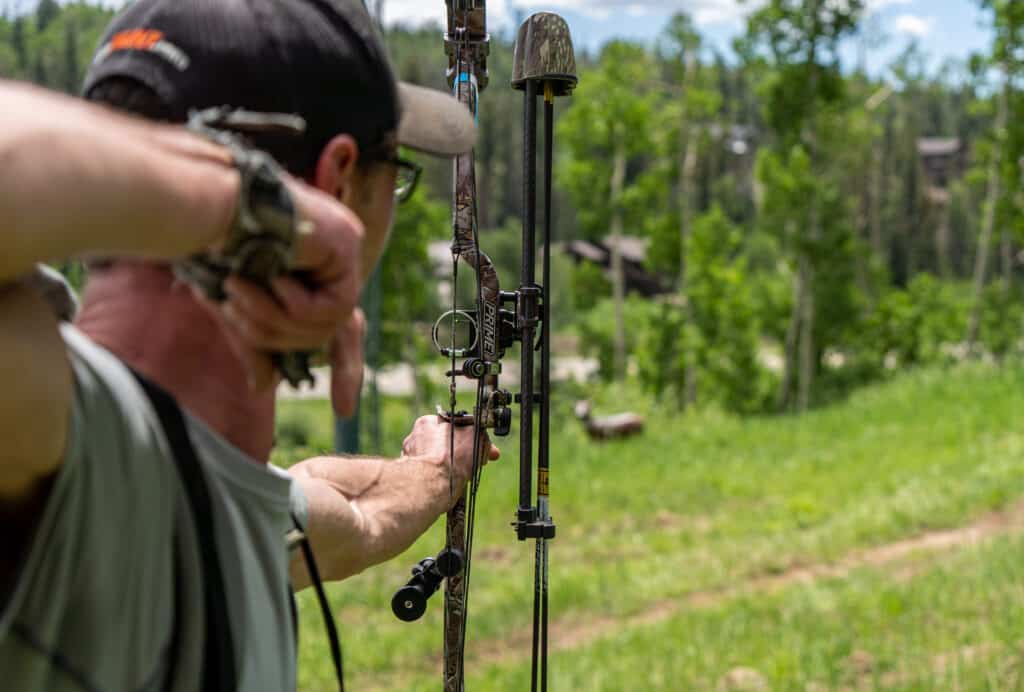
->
[1, 3, 114, 92]
[978, 0, 1024, 247]
[576, 295, 657, 380]
[7, 0, 1024, 414]
[567, 261, 611, 314]
[36, 0, 61, 33]
[637, 206, 772, 413]
[745, 0, 865, 143]
[744, 232, 795, 344]
[849, 274, 971, 373]
[556, 41, 659, 241]
[979, 280, 1024, 359]
[377, 180, 448, 366]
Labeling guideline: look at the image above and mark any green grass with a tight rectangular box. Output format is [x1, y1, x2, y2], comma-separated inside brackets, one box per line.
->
[277, 362, 1024, 691]
[471, 534, 1024, 691]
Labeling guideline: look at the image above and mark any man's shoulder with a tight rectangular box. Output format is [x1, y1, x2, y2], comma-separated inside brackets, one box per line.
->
[61, 324, 166, 447]
[61, 324, 139, 403]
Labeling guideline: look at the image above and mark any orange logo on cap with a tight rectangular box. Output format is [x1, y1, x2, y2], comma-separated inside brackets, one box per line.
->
[109, 29, 164, 53]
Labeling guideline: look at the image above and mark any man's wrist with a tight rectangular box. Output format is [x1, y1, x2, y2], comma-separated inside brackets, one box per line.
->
[176, 110, 302, 302]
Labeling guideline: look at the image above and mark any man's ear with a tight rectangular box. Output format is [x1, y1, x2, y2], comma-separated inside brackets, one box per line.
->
[313, 134, 360, 200]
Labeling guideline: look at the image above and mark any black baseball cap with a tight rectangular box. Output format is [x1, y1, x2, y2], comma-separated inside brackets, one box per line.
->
[83, 0, 475, 171]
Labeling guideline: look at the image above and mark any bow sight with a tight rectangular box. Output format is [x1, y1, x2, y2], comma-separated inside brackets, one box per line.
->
[392, 8, 577, 692]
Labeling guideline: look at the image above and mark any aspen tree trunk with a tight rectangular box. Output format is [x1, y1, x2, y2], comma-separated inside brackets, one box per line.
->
[610, 143, 628, 381]
[407, 328, 424, 417]
[796, 256, 816, 412]
[1000, 226, 1013, 284]
[870, 140, 884, 260]
[678, 52, 699, 407]
[936, 200, 953, 278]
[966, 77, 1008, 350]
[777, 253, 802, 411]
[797, 60, 822, 413]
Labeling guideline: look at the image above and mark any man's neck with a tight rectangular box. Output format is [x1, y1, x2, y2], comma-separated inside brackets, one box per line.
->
[75, 262, 275, 462]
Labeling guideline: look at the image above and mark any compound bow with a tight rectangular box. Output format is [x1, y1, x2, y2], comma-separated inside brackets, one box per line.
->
[391, 6, 577, 692]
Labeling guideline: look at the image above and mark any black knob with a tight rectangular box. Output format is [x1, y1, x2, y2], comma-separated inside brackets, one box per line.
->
[435, 548, 464, 577]
[494, 406, 512, 437]
[463, 357, 487, 380]
[391, 554, 449, 622]
[392, 584, 429, 622]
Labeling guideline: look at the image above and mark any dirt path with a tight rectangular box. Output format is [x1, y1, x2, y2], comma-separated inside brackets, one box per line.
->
[355, 501, 1024, 690]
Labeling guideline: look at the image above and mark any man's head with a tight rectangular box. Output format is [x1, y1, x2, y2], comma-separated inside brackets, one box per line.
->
[83, 0, 474, 274]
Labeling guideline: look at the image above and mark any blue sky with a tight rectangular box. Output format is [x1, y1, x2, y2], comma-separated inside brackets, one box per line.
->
[385, 1, 994, 79]
[41, 0, 995, 80]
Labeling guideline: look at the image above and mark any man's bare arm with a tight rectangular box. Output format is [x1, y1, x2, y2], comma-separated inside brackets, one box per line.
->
[0, 81, 244, 500]
[288, 417, 500, 587]
[0, 81, 240, 282]
[0, 282, 72, 496]
[0, 81, 367, 507]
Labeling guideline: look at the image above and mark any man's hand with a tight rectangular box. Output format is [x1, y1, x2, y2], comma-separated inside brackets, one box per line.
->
[401, 415, 501, 502]
[198, 180, 365, 392]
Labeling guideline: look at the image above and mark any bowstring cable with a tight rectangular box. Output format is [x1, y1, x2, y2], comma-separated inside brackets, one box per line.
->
[443, 15, 462, 668]
[456, 11, 491, 687]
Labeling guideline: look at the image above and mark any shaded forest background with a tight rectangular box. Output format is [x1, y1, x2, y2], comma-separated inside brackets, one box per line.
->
[3, 0, 1024, 416]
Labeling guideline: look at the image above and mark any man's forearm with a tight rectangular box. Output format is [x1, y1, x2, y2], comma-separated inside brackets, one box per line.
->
[0, 81, 238, 282]
[289, 453, 455, 587]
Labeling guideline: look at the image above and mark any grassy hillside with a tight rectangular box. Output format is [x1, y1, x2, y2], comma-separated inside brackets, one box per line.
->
[277, 363, 1024, 690]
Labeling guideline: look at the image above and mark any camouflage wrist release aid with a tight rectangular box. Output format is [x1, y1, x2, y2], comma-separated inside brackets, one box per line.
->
[175, 107, 316, 388]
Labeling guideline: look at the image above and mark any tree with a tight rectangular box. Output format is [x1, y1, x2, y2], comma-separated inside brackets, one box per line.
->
[378, 180, 448, 409]
[32, 50, 47, 85]
[35, 0, 58, 32]
[744, 0, 864, 412]
[967, 0, 1024, 351]
[650, 13, 721, 407]
[557, 41, 658, 381]
[639, 206, 768, 413]
[62, 18, 79, 94]
[12, 16, 27, 73]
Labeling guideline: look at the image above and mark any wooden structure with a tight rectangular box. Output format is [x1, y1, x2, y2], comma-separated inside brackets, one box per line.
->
[917, 138, 967, 276]
[561, 236, 669, 297]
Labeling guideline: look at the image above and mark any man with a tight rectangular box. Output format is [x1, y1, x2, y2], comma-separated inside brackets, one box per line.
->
[0, 1, 495, 690]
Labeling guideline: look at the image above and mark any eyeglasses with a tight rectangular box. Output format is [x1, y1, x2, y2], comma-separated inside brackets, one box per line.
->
[388, 156, 422, 203]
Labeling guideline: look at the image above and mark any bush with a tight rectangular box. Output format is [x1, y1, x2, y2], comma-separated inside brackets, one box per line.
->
[979, 281, 1024, 360]
[637, 206, 774, 414]
[848, 274, 971, 374]
[576, 295, 660, 380]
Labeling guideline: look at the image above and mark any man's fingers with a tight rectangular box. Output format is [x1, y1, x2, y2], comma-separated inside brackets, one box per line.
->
[269, 275, 362, 327]
[290, 183, 364, 280]
[224, 276, 355, 331]
[221, 299, 333, 351]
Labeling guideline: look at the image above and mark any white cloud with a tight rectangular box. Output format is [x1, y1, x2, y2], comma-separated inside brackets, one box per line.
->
[543, 1, 760, 27]
[865, 0, 913, 14]
[381, 1, 762, 30]
[894, 13, 934, 38]
[380, 2, 444, 27]
[381, 1, 512, 28]
[625, 5, 653, 18]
